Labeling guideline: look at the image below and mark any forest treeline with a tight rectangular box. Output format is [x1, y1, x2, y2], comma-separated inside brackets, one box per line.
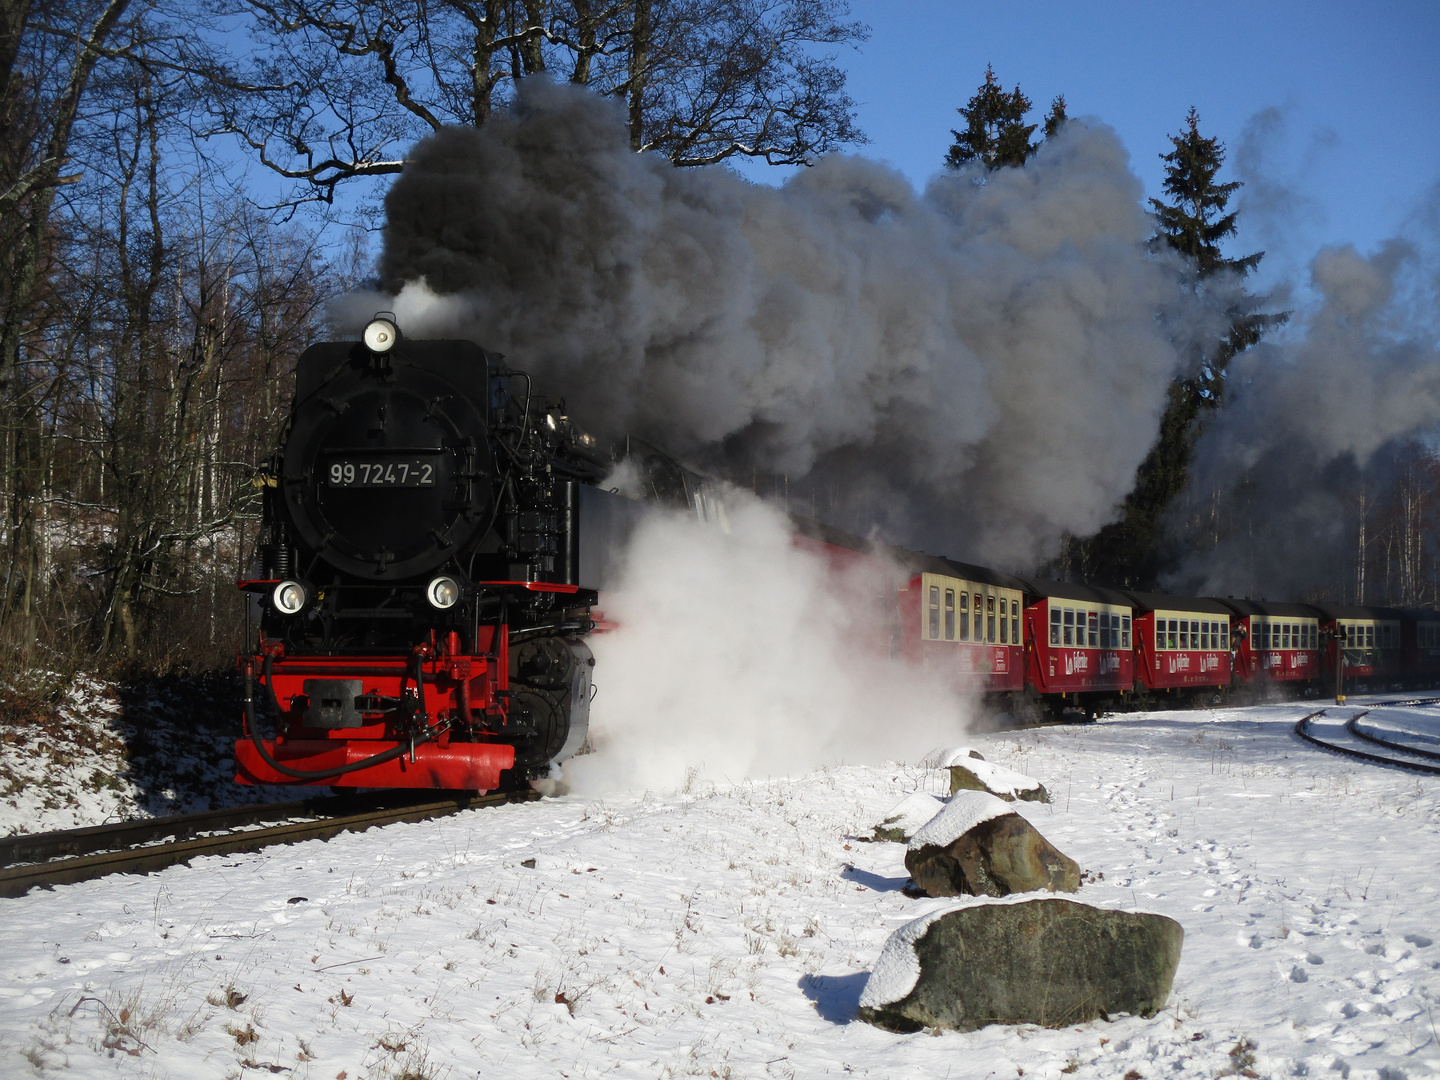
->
[0, 4, 1435, 679]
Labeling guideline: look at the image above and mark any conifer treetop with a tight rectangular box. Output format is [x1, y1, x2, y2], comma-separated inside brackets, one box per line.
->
[945, 64, 1038, 170]
[1150, 107, 1262, 278]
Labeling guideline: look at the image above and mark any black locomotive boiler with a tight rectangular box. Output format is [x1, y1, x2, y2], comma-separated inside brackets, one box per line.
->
[236, 317, 635, 791]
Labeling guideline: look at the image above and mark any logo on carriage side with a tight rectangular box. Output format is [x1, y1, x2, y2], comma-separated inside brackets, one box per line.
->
[1100, 653, 1120, 673]
[1265, 652, 1282, 668]
[1291, 653, 1308, 668]
[1201, 655, 1220, 672]
[1168, 654, 1191, 674]
[1064, 652, 1089, 675]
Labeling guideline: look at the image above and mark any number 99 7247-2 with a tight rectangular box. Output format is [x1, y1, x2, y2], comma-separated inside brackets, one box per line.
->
[326, 461, 436, 487]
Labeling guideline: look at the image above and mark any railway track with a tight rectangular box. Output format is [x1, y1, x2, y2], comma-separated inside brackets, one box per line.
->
[0, 788, 538, 899]
[1294, 704, 1440, 775]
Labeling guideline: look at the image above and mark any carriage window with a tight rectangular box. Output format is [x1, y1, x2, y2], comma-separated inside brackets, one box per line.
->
[987, 596, 996, 643]
[1013, 610, 1020, 646]
[1182, 620, 1192, 649]
[1167, 619, 1179, 650]
[1099, 613, 1110, 649]
[1088, 611, 1098, 648]
[1284, 624, 1293, 649]
[1200, 623, 1210, 649]
[999, 599, 1008, 644]
[1220, 623, 1229, 649]
[960, 593, 970, 641]
[928, 586, 940, 639]
[974, 601, 983, 642]
[944, 589, 956, 641]
[1365, 625, 1374, 648]
[1156, 623, 1164, 651]
[1064, 609, 1075, 646]
[1309, 625, 1317, 649]
[1050, 608, 1061, 645]
[1122, 616, 1131, 649]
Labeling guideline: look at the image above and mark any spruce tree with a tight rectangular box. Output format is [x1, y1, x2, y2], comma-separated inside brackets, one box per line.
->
[1058, 108, 1283, 588]
[1149, 107, 1260, 279]
[944, 65, 1037, 170]
[1042, 95, 1067, 138]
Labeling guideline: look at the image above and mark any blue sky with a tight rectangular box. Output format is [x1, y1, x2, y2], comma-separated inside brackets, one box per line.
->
[733, 0, 1440, 293]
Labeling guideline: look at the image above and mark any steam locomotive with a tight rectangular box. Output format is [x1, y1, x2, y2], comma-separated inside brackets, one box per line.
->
[237, 321, 1440, 795]
[235, 317, 640, 792]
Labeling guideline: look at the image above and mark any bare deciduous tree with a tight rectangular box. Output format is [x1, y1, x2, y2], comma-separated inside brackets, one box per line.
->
[189, 0, 866, 205]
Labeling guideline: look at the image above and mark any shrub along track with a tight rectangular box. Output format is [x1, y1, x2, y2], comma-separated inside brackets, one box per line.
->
[1293, 701, 1440, 775]
[0, 788, 538, 898]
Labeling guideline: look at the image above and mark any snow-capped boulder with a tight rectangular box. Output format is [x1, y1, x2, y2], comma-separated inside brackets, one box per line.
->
[925, 746, 987, 767]
[905, 791, 1078, 897]
[858, 897, 1184, 1033]
[947, 758, 1049, 803]
[869, 793, 948, 842]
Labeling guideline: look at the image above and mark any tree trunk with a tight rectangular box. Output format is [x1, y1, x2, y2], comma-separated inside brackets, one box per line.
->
[627, 0, 651, 151]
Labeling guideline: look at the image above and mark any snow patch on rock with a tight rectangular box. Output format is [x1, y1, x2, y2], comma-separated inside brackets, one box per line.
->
[909, 790, 1013, 850]
[874, 793, 948, 839]
[951, 758, 1046, 799]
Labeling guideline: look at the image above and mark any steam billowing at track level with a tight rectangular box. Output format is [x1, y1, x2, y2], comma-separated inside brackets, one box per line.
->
[335, 79, 1239, 568]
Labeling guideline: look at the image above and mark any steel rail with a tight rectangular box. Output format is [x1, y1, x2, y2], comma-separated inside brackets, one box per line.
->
[0, 790, 449, 867]
[0, 789, 537, 899]
[1293, 710, 1440, 776]
[1346, 715, 1440, 762]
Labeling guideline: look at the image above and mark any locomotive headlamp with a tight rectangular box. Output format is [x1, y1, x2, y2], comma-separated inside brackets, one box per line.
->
[272, 580, 308, 615]
[363, 315, 399, 354]
[426, 575, 460, 610]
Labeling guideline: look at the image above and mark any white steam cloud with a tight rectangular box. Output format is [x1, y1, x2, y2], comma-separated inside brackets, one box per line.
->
[562, 494, 975, 794]
[334, 78, 1230, 567]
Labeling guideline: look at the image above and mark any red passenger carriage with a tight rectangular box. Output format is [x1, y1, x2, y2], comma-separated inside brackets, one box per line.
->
[897, 557, 1026, 693]
[1314, 605, 1405, 692]
[1016, 579, 1133, 717]
[1216, 599, 1320, 691]
[1123, 592, 1232, 698]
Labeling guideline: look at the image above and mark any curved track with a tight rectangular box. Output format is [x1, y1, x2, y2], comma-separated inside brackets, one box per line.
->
[0, 789, 537, 899]
[1294, 705, 1440, 775]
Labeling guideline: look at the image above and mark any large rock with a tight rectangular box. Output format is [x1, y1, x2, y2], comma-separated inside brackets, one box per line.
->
[948, 761, 1049, 803]
[858, 897, 1184, 1033]
[905, 791, 1079, 897]
[930, 746, 1049, 802]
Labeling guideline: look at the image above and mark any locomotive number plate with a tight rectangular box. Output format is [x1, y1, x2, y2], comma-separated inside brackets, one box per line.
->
[325, 460, 437, 487]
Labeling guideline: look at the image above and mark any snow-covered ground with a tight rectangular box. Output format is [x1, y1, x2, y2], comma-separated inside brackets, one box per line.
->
[0, 674, 309, 836]
[2, 699, 1439, 1080]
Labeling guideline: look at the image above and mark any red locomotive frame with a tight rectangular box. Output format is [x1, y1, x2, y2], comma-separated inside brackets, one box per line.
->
[236, 626, 516, 791]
